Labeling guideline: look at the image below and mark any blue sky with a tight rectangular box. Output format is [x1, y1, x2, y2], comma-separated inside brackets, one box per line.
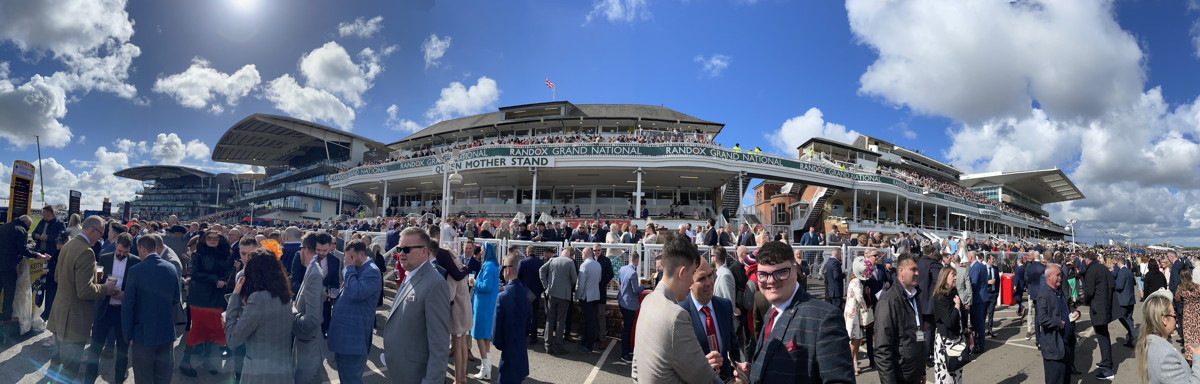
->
[2, 0, 1200, 245]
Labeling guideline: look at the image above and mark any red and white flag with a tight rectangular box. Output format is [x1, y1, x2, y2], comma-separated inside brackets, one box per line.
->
[545, 79, 555, 89]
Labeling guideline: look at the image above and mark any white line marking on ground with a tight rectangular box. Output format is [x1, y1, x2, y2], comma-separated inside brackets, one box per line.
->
[583, 338, 617, 384]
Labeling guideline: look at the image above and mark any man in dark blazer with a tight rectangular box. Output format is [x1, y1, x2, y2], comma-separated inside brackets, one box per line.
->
[122, 235, 182, 384]
[516, 246, 546, 344]
[737, 224, 756, 247]
[733, 241, 852, 384]
[681, 261, 738, 380]
[1081, 252, 1116, 380]
[0, 215, 49, 340]
[83, 233, 140, 384]
[823, 249, 845, 309]
[290, 232, 342, 337]
[1037, 264, 1076, 384]
[1113, 257, 1138, 347]
[280, 227, 303, 276]
[703, 219, 718, 247]
[1169, 251, 1185, 341]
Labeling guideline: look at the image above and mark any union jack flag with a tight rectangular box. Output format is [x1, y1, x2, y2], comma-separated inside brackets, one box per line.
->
[545, 79, 555, 89]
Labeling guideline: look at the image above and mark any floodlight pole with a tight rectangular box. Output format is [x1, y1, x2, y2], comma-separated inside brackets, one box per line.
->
[36, 135, 45, 203]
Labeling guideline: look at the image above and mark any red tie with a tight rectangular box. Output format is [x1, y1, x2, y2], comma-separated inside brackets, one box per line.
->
[761, 307, 779, 344]
[701, 306, 719, 352]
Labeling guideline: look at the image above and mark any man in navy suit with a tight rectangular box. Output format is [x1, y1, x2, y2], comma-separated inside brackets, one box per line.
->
[280, 226, 303, 276]
[967, 251, 990, 353]
[516, 246, 547, 344]
[122, 235, 182, 384]
[1037, 264, 1077, 384]
[83, 233, 140, 384]
[1113, 257, 1138, 347]
[1169, 251, 1185, 341]
[823, 248, 845, 309]
[681, 259, 738, 380]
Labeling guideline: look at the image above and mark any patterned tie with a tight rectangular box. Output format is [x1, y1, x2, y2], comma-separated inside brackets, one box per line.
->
[761, 307, 779, 344]
[701, 306, 719, 352]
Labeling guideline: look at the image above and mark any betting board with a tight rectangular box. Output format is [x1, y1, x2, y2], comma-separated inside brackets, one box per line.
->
[8, 160, 34, 222]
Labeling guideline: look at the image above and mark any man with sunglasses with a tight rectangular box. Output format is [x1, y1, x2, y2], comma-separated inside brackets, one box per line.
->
[732, 241, 852, 384]
[382, 227, 450, 384]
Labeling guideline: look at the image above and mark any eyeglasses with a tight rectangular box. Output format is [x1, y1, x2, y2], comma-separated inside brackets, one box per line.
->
[205, 236, 220, 241]
[396, 245, 425, 254]
[1165, 313, 1178, 320]
[501, 264, 515, 271]
[755, 268, 792, 283]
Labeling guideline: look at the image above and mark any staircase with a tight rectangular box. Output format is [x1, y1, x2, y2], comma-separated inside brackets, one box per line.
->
[719, 176, 750, 221]
[801, 187, 836, 231]
[352, 190, 376, 216]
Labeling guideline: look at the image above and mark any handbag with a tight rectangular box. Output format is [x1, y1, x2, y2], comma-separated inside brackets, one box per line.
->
[943, 333, 972, 372]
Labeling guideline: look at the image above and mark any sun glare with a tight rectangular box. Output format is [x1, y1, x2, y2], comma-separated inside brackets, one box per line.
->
[231, 0, 258, 12]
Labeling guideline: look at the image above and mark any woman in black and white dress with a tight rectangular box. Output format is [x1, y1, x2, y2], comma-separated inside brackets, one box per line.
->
[933, 266, 967, 384]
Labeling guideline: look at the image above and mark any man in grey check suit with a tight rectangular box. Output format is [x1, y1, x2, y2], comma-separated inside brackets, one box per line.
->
[293, 233, 325, 384]
[382, 227, 451, 384]
[540, 247, 578, 355]
[633, 233, 723, 384]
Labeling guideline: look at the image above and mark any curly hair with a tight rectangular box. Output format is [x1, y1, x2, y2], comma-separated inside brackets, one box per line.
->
[241, 249, 292, 305]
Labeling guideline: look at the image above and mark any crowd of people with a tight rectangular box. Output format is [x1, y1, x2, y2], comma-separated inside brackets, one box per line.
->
[879, 166, 1062, 229]
[819, 229, 1200, 384]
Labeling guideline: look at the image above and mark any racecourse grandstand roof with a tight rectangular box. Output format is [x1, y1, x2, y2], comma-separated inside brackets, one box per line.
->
[114, 165, 214, 181]
[959, 169, 1085, 204]
[213, 114, 388, 167]
[388, 101, 725, 147]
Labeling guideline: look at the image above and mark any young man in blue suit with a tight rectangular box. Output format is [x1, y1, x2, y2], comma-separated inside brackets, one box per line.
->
[327, 239, 382, 384]
[967, 251, 991, 353]
[122, 235, 182, 384]
[681, 259, 738, 380]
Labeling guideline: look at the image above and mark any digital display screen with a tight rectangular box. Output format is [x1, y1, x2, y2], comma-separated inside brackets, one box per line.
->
[9, 176, 32, 221]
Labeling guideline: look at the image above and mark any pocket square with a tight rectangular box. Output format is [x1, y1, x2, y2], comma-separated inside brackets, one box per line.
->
[784, 340, 800, 352]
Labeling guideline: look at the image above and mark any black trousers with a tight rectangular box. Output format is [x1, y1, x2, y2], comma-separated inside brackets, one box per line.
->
[579, 300, 599, 350]
[0, 269, 16, 320]
[1043, 358, 1070, 384]
[84, 306, 128, 384]
[620, 307, 636, 357]
[985, 297, 998, 334]
[1177, 302, 1187, 343]
[1117, 305, 1137, 341]
[131, 341, 174, 384]
[922, 314, 935, 360]
[527, 293, 543, 339]
[1094, 323, 1113, 370]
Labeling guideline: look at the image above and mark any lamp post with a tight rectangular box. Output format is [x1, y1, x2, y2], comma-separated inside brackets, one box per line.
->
[1067, 219, 1077, 252]
[441, 151, 462, 224]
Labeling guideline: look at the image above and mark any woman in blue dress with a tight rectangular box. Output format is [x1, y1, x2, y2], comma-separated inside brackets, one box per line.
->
[471, 242, 501, 380]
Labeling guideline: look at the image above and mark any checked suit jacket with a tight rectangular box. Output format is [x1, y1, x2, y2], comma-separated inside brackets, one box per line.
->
[748, 288, 854, 384]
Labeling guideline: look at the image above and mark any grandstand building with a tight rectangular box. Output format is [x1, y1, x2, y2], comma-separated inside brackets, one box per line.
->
[214, 101, 1082, 242]
[114, 165, 239, 221]
[210, 114, 386, 223]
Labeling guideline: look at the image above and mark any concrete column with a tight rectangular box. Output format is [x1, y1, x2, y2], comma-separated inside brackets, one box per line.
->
[530, 168, 538, 221]
[382, 181, 388, 216]
[634, 168, 644, 219]
[852, 189, 859, 222]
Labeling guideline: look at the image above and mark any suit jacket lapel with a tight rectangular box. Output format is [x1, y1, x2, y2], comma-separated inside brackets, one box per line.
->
[389, 265, 428, 319]
[751, 291, 805, 381]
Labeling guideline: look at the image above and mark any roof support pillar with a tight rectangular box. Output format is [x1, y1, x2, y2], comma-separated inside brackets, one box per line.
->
[634, 168, 644, 219]
[530, 167, 538, 222]
[382, 181, 389, 217]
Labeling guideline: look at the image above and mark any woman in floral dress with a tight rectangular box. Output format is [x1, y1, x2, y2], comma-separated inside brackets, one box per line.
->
[844, 256, 873, 376]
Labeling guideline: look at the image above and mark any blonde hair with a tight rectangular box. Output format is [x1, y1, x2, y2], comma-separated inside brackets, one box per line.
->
[68, 213, 81, 228]
[1138, 292, 1173, 384]
[933, 267, 956, 298]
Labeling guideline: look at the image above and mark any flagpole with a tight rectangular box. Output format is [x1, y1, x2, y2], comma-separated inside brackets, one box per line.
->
[36, 135, 45, 203]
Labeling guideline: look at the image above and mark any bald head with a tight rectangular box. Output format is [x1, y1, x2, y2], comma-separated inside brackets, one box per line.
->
[1045, 264, 1062, 289]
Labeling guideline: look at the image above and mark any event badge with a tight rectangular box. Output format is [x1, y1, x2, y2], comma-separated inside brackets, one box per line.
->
[915, 330, 925, 342]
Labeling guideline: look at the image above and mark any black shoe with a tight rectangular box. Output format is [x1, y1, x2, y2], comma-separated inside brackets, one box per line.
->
[1096, 369, 1115, 380]
[620, 354, 633, 363]
[1069, 368, 1081, 375]
[179, 365, 197, 377]
[547, 347, 567, 356]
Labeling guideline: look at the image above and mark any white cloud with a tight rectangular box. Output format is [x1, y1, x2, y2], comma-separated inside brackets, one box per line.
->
[846, 0, 1143, 124]
[766, 107, 859, 154]
[0, 0, 142, 148]
[693, 54, 731, 78]
[0, 73, 73, 148]
[264, 74, 355, 130]
[153, 58, 261, 114]
[1192, 20, 1200, 59]
[585, 0, 650, 24]
[386, 104, 422, 133]
[422, 34, 452, 69]
[114, 138, 148, 155]
[337, 16, 383, 38]
[424, 76, 501, 123]
[151, 133, 210, 164]
[298, 41, 387, 108]
[847, 0, 1200, 244]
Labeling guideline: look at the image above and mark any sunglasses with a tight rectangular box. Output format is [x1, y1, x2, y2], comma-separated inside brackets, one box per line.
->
[205, 236, 220, 241]
[396, 245, 425, 254]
